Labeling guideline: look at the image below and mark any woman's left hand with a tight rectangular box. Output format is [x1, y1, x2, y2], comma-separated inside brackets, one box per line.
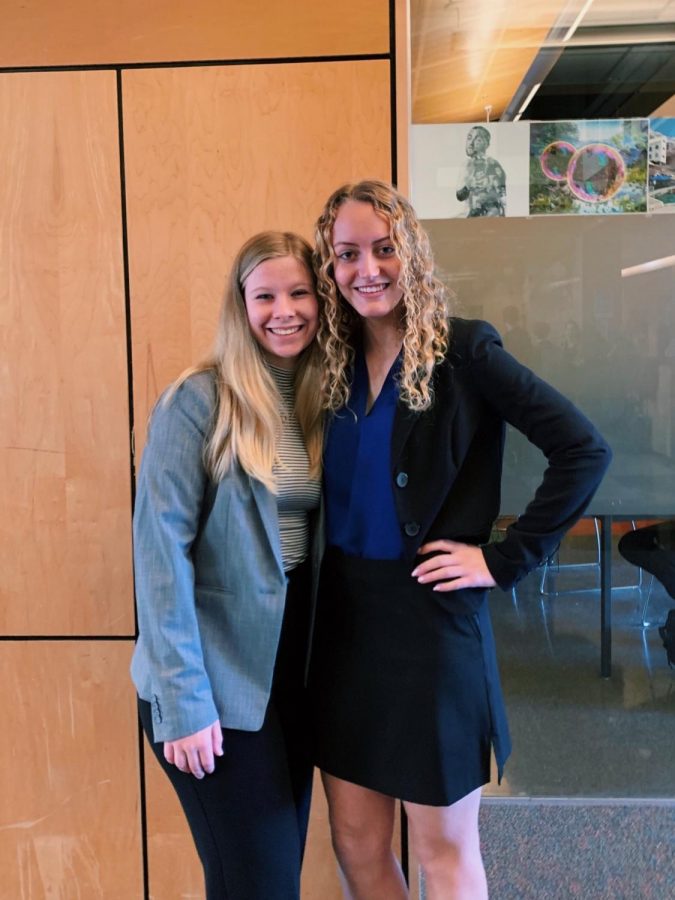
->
[411, 540, 497, 592]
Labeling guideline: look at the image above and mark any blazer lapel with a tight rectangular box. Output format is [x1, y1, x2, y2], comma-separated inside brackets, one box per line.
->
[390, 402, 421, 468]
[391, 361, 453, 465]
[390, 367, 461, 491]
[249, 477, 285, 577]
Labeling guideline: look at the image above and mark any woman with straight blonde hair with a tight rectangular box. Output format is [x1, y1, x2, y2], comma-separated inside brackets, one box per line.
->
[131, 230, 323, 899]
[308, 180, 611, 899]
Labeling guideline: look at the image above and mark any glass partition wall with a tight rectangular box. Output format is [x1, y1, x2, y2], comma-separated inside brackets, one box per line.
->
[426, 213, 675, 518]
[425, 213, 675, 799]
[409, 1, 675, 801]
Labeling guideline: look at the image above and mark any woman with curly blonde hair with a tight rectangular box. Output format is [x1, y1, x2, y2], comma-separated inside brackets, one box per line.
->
[307, 181, 611, 899]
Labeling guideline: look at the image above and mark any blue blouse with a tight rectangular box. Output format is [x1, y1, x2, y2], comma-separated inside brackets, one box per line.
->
[324, 349, 405, 560]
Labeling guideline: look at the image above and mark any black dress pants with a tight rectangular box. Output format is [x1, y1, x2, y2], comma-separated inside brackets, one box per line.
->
[138, 561, 313, 900]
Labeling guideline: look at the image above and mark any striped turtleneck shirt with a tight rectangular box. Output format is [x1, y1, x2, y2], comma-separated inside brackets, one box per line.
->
[268, 363, 321, 571]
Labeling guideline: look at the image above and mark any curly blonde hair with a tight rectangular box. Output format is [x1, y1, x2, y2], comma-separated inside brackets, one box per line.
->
[313, 180, 450, 412]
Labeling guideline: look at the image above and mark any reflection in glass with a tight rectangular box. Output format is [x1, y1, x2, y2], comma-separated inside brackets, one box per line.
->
[424, 214, 675, 515]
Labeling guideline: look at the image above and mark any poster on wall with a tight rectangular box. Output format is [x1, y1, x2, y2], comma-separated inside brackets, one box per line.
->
[410, 122, 530, 219]
[648, 118, 675, 213]
[529, 119, 648, 215]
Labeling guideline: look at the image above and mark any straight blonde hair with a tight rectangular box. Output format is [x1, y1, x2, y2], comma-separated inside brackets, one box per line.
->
[171, 231, 323, 492]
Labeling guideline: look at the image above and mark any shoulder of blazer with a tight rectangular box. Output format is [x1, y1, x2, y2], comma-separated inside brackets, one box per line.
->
[444, 317, 504, 370]
[418, 318, 504, 407]
[149, 369, 218, 441]
[392, 318, 506, 450]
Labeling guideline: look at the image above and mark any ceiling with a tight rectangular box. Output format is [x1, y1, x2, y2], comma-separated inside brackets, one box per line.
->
[411, 0, 675, 123]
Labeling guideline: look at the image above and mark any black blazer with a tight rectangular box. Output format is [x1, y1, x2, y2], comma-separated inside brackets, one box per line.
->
[390, 318, 612, 600]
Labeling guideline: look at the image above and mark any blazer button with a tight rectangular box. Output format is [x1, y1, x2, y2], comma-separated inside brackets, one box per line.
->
[395, 471, 409, 488]
[404, 521, 420, 537]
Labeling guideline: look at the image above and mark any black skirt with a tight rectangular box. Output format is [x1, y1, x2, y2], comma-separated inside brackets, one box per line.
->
[308, 547, 503, 807]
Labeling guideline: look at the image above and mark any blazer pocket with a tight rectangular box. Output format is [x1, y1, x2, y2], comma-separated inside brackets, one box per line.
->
[194, 584, 234, 604]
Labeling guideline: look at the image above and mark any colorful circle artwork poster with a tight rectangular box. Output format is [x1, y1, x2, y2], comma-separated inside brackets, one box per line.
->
[529, 119, 648, 215]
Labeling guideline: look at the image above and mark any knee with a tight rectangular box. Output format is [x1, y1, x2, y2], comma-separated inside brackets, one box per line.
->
[415, 832, 459, 870]
[416, 834, 487, 900]
[412, 825, 481, 874]
[329, 815, 391, 868]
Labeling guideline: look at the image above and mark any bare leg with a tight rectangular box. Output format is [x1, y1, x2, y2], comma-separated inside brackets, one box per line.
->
[404, 787, 487, 900]
[321, 771, 408, 900]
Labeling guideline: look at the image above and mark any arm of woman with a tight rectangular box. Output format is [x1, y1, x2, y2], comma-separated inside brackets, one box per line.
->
[133, 373, 221, 750]
[415, 320, 612, 592]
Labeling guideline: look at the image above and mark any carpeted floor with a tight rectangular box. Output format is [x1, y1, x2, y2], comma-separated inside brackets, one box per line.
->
[479, 799, 675, 900]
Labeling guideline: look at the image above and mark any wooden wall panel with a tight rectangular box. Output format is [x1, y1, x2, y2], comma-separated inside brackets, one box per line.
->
[396, 0, 411, 196]
[2, 0, 401, 891]
[1, 0, 389, 68]
[123, 60, 392, 449]
[0, 71, 134, 636]
[0, 642, 141, 899]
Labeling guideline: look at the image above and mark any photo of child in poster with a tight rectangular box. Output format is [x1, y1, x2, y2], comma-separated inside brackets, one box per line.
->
[455, 125, 506, 216]
[411, 122, 530, 219]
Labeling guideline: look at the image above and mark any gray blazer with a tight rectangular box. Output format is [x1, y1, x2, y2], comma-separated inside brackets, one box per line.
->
[130, 371, 321, 742]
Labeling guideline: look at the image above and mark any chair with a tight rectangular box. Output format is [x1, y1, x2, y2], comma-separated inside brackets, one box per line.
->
[490, 516, 519, 605]
[637, 574, 658, 627]
[539, 517, 644, 598]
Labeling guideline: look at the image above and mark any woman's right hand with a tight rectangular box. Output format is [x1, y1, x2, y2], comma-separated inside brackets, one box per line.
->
[164, 720, 224, 779]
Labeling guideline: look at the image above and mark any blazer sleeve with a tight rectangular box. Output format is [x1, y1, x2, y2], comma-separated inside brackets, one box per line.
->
[465, 321, 613, 589]
[133, 373, 219, 741]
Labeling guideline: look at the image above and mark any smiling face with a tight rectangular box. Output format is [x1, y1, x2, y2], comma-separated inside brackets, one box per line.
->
[466, 126, 490, 158]
[243, 255, 319, 369]
[331, 200, 403, 322]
